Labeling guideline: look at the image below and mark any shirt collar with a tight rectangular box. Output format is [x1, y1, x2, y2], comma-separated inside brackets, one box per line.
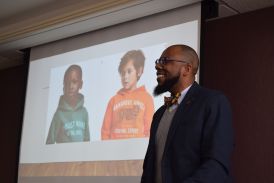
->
[168, 84, 192, 111]
[177, 84, 192, 105]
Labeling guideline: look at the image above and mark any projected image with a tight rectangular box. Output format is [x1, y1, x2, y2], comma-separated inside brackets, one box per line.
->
[46, 65, 90, 144]
[45, 46, 160, 144]
[101, 50, 154, 140]
[21, 20, 199, 163]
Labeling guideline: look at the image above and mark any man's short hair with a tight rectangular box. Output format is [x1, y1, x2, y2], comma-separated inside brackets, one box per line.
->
[171, 44, 199, 75]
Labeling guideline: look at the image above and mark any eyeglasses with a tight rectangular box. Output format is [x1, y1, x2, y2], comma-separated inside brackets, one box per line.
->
[155, 57, 190, 65]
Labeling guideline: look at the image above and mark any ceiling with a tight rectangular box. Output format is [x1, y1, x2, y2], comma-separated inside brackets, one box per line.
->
[0, 0, 273, 70]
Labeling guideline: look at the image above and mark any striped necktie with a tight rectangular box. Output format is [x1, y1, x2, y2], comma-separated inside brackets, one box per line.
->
[164, 93, 181, 107]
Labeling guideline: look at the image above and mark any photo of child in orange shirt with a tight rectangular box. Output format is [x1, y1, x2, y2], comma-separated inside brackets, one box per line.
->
[101, 50, 154, 140]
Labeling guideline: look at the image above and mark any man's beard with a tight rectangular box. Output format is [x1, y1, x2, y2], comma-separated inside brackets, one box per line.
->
[153, 74, 180, 96]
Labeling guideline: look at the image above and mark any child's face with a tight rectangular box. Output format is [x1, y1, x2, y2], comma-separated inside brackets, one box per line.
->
[64, 70, 82, 99]
[120, 60, 140, 91]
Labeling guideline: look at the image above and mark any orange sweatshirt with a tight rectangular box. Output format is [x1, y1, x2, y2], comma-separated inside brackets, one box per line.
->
[101, 86, 154, 140]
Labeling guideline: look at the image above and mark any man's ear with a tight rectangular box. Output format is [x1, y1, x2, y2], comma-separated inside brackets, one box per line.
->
[182, 64, 192, 76]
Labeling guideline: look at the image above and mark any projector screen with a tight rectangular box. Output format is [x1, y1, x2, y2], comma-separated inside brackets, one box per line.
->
[18, 3, 201, 183]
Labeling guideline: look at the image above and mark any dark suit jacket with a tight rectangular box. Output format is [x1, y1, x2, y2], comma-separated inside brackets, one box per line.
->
[141, 82, 234, 183]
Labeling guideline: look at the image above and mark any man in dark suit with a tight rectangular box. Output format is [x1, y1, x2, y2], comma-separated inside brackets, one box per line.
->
[141, 45, 234, 183]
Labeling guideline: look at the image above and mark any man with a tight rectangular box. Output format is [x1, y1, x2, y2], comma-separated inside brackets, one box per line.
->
[141, 45, 234, 183]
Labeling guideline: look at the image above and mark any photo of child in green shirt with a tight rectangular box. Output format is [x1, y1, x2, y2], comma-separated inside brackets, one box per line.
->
[46, 64, 90, 144]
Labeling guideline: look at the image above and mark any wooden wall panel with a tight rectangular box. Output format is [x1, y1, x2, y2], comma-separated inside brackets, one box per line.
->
[19, 160, 143, 176]
[203, 6, 274, 183]
[0, 65, 28, 183]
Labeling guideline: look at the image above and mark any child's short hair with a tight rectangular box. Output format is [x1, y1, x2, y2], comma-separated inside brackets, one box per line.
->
[63, 64, 82, 83]
[118, 50, 145, 80]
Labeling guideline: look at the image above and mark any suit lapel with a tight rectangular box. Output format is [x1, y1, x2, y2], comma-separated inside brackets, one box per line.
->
[152, 105, 166, 135]
[163, 82, 200, 155]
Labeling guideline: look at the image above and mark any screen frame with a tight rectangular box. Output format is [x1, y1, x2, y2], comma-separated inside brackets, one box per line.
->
[18, 2, 202, 182]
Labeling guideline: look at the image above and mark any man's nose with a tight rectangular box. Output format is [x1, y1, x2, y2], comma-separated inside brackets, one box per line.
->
[155, 63, 163, 70]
